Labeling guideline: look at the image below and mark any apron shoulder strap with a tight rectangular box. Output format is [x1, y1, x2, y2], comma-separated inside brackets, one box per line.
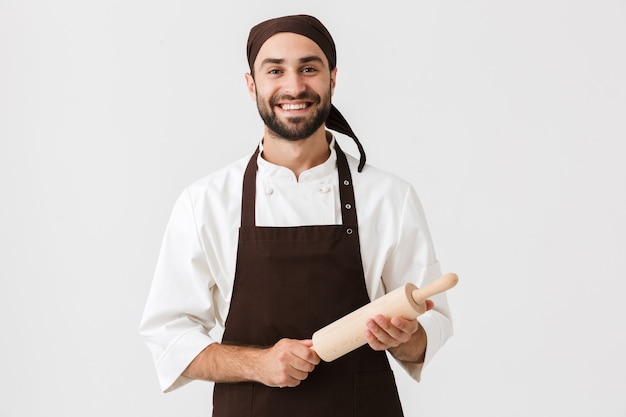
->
[241, 147, 260, 227]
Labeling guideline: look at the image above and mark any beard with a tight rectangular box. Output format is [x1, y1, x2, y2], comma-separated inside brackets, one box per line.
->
[256, 87, 332, 141]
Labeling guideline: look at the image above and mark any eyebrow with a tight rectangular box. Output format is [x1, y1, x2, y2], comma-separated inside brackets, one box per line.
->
[259, 55, 326, 68]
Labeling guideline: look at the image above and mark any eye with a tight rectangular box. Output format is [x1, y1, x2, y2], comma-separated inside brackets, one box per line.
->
[268, 69, 282, 75]
[302, 66, 317, 73]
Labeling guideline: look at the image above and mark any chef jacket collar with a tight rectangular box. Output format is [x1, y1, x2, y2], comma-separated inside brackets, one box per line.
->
[257, 136, 338, 183]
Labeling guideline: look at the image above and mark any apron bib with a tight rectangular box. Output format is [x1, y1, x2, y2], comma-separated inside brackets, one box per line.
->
[212, 144, 404, 417]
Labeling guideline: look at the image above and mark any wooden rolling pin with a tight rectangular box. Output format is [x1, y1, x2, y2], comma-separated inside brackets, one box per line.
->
[311, 272, 458, 362]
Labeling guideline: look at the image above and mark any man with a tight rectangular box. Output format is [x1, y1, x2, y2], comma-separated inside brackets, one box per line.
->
[140, 14, 453, 416]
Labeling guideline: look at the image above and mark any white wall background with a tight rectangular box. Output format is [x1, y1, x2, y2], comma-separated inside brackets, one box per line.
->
[1, 1, 625, 416]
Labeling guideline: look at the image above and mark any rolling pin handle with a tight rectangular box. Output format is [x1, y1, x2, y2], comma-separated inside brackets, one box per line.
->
[411, 272, 459, 305]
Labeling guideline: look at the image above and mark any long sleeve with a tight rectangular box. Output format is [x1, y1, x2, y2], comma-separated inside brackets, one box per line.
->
[139, 189, 218, 392]
[381, 184, 454, 381]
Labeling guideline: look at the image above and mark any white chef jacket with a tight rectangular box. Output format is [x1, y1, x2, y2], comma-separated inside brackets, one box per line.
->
[139, 137, 453, 393]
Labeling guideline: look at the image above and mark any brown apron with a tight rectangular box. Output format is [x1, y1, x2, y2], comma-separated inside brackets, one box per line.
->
[212, 144, 404, 417]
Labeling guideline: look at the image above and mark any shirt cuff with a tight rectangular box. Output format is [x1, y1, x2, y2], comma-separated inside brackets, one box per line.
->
[155, 330, 216, 393]
[393, 308, 452, 382]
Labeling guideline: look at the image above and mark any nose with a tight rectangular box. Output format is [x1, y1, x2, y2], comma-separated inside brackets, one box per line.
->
[282, 70, 306, 97]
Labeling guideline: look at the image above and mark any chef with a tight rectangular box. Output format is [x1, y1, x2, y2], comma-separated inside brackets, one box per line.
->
[139, 14, 453, 416]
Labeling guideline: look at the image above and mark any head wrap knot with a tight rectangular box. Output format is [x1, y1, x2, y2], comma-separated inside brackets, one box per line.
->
[246, 14, 366, 172]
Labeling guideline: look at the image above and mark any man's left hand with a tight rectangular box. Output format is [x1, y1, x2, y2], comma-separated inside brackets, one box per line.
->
[364, 299, 434, 352]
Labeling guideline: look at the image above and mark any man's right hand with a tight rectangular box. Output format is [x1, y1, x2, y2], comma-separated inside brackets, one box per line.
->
[255, 338, 320, 387]
[183, 338, 320, 387]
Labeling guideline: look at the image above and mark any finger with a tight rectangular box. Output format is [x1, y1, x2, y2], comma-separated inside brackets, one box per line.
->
[368, 316, 415, 346]
[293, 340, 321, 365]
[366, 318, 399, 347]
[278, 374, 305, 388]
[375, 315, 415, 340]
[364, 328, 388, 351]
[299, 339, 314, 347]
[289, 355, 317, 374]
[389, 317, 419, 334]
[272, 359, 310, 387]
[287, 364, 312, 382]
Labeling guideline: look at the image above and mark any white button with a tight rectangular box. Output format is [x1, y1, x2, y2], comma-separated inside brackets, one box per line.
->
[320, 185, 331, 193]
[265, 187, 274, 195]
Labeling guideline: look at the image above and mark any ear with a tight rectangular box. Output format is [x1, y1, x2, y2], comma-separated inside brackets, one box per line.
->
[244, 72, 256, 101]
[330, 67, 338, 96]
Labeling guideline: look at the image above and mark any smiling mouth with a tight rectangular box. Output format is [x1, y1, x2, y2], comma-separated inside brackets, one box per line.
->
[278, 102, 310, 111]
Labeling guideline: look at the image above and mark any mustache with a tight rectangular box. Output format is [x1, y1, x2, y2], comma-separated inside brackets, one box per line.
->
[269, 92, 321, 106]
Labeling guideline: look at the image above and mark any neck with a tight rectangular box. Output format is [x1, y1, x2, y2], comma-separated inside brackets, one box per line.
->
[261, 127, 331, 180]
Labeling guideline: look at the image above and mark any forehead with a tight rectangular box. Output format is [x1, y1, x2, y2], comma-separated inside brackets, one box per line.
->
[254, 32, 329, 69]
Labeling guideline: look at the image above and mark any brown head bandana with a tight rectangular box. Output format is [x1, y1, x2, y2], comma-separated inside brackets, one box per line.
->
[247, 14, 367, 172]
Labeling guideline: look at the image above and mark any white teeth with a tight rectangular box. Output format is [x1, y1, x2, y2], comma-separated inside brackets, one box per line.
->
[281, 103, 307, 110]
